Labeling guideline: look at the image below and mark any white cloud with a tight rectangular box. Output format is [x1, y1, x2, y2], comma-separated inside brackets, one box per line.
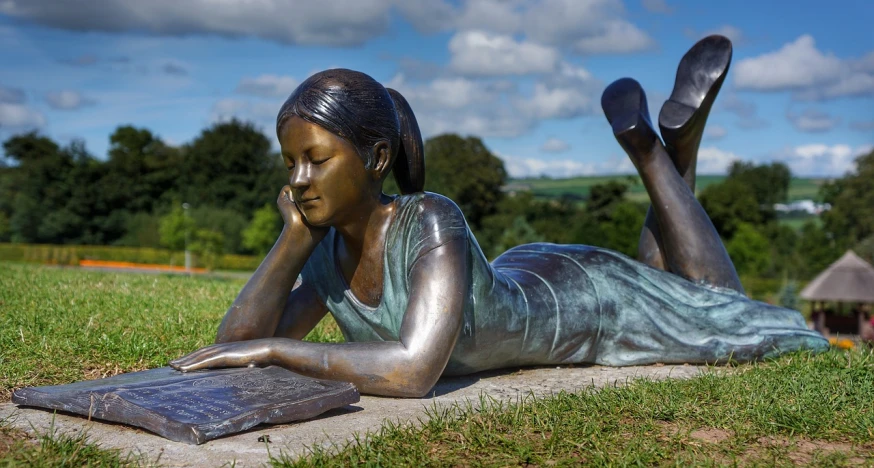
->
[388, 60, 600, 139]
[703, 25, 744, 44]
[720, 94, 768, 129]
[704, 125, 727, 140]
[448, 31, 560, 76]
[0, 102, 46, 129]
[386, 73, 529, 137]
[211, 98, 280, 128]
[0, 0, 397, 47]
[160, 59, 189, 76]
[0, 0, 655, 55]
[540, 138, 570, 153]
[786, 108, 840, 133]
[697, 146, 741, 174]
[0, 86, 25, 104]
[734, 35, 874, 100]
[236, 74, 299, 98]
[500, 151, 635, 178]
[524, 0, 654, 54]
[734, 35, 842, 90]
[45, 90, 96, 110]
[850, 120, 874, 132]
[501, 154, 597, 178]
[569, 20, 654, 54]
[773, 144, 873, 176]
[389, 74, 494, 110]
[641, 0, 672, 14]
[517, 83, 596, 119]
[453, 0, 522, 35]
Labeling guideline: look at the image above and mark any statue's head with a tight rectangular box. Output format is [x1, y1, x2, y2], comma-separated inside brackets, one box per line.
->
[276, 69, 423, 195]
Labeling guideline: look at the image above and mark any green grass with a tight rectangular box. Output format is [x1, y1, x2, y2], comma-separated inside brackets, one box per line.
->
[0, 262, 342, 466]
[3, 263, 870, 466]
[512, 175, 831, 204]
[0, 263, 342, 401]
[277, 350, 874, 467]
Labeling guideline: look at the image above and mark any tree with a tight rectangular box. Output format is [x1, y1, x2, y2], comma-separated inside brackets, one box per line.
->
[1, 133, 103, 244]
[102, 126, 181, 214]
[778, 280, 800, 310]
[190, 229, 225, 269]
[698, 178, 762, 239]
[586, 180, 631, 222]
[597, 201, 646, 258]
[726, 223, 770, 276]
[797, 221, 841, 278]
[727, 161, 791, 207]
[490, 216, 544, 259]
[158, 205, 194, 252]
[242, 204, 282, 255]
[180, 120, 285, 215]
[820, 149, 874, 251]
[423, 134, 507, 230]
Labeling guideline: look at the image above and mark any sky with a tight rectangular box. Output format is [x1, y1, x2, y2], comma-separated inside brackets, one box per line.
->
[0, 0, 872, 178]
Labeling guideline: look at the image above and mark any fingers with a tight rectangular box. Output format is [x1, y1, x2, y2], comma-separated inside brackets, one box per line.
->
[169, 343, 268, 373]
[277, 185, 294, 206]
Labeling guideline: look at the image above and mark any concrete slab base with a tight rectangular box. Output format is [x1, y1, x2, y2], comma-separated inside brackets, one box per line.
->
[1, 364, 706, 467]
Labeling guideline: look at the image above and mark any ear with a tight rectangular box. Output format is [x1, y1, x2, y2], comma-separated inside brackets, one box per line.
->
[370, 140, 392, 180]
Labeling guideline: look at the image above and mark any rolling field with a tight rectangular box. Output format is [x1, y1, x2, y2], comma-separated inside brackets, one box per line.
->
[511, 175, 830, 204]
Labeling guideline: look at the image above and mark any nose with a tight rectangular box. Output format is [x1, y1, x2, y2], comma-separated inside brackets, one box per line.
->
[289, 163, 311, 190]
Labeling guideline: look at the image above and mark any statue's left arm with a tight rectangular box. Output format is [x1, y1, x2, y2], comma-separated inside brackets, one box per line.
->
[170, 238, 471, 398]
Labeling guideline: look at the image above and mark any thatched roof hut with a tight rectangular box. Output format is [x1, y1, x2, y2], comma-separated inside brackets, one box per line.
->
[801, 251, 874, 303]
[802, 251, 874, 335]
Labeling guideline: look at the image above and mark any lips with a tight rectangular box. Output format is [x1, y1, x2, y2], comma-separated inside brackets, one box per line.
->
[298, 197, 319, 204]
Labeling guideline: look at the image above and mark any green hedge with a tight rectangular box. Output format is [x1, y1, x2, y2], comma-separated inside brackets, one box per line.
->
[0, 243, 261, 271]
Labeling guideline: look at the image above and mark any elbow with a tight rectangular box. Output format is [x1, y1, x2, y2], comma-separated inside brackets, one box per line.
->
[361, 356, 442, 398]
[378, 376, 438, 398]
[384, 356, 444, 398]
[395, 374, 439, 398]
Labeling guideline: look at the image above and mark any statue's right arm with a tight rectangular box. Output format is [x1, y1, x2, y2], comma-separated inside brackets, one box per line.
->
[214, 186, 328, 343]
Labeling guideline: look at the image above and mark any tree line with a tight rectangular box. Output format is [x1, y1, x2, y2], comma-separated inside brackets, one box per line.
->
[1, 120, 871, 280]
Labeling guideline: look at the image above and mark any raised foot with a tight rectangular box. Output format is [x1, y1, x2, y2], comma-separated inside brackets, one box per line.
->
[658, 34, 733, 186]
[601, 78, 660, 168]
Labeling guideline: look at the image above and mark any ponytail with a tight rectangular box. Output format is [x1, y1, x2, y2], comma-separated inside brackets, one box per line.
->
[386, 88, 425, 194]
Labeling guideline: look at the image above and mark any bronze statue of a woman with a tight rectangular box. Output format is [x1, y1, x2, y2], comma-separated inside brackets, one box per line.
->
[171, 36, 827, 397]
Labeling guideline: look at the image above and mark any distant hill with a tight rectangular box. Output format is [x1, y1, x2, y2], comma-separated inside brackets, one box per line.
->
[507, 175, 830, 204]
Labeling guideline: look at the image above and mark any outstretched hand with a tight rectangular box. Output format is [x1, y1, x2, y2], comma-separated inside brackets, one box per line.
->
[169, 339, 276, 372]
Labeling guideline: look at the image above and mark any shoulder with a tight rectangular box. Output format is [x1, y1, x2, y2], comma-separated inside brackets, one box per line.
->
[397, 192, 467, 228]
[393, 192, 469, 262]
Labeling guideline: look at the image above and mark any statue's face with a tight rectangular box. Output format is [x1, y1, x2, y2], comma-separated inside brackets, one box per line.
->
[279, 116, 374, 227]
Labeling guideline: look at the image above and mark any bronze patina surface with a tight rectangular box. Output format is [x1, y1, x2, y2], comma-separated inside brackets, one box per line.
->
[169, 35, 827, 398]
[12, 366, 359, 445]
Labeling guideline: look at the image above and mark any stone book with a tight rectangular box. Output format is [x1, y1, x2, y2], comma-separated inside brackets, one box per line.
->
[12, 366, 360, 445]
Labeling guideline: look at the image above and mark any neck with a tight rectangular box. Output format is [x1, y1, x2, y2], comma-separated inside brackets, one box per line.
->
[334, 193, 394, 261]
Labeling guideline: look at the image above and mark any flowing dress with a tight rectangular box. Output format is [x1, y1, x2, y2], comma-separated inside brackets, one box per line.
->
[301, 192, 828, 375]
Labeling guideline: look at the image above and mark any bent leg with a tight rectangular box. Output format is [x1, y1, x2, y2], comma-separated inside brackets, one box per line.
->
[601, 78, 743, 293]
[638, 35, 733, 271]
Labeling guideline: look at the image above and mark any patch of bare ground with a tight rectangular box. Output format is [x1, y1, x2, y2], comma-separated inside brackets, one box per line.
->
[754, 436, 871, 465]
[656, 421, 731, 444]
[0, 426, 33, 457]
[655, 422, 873, 465]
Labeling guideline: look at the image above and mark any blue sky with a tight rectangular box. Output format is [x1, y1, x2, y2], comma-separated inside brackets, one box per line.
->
[1, 0, 872, 178]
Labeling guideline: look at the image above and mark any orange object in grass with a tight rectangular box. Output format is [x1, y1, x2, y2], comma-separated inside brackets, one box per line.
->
[828, 337, 855, 350]
[79, 259, 207, 274]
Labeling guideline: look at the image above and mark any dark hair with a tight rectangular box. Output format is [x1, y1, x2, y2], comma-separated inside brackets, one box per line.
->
[276, 69, 424, 193]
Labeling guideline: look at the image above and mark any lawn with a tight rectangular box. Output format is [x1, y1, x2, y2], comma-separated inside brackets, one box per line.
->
[2, 262, 871, 466]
